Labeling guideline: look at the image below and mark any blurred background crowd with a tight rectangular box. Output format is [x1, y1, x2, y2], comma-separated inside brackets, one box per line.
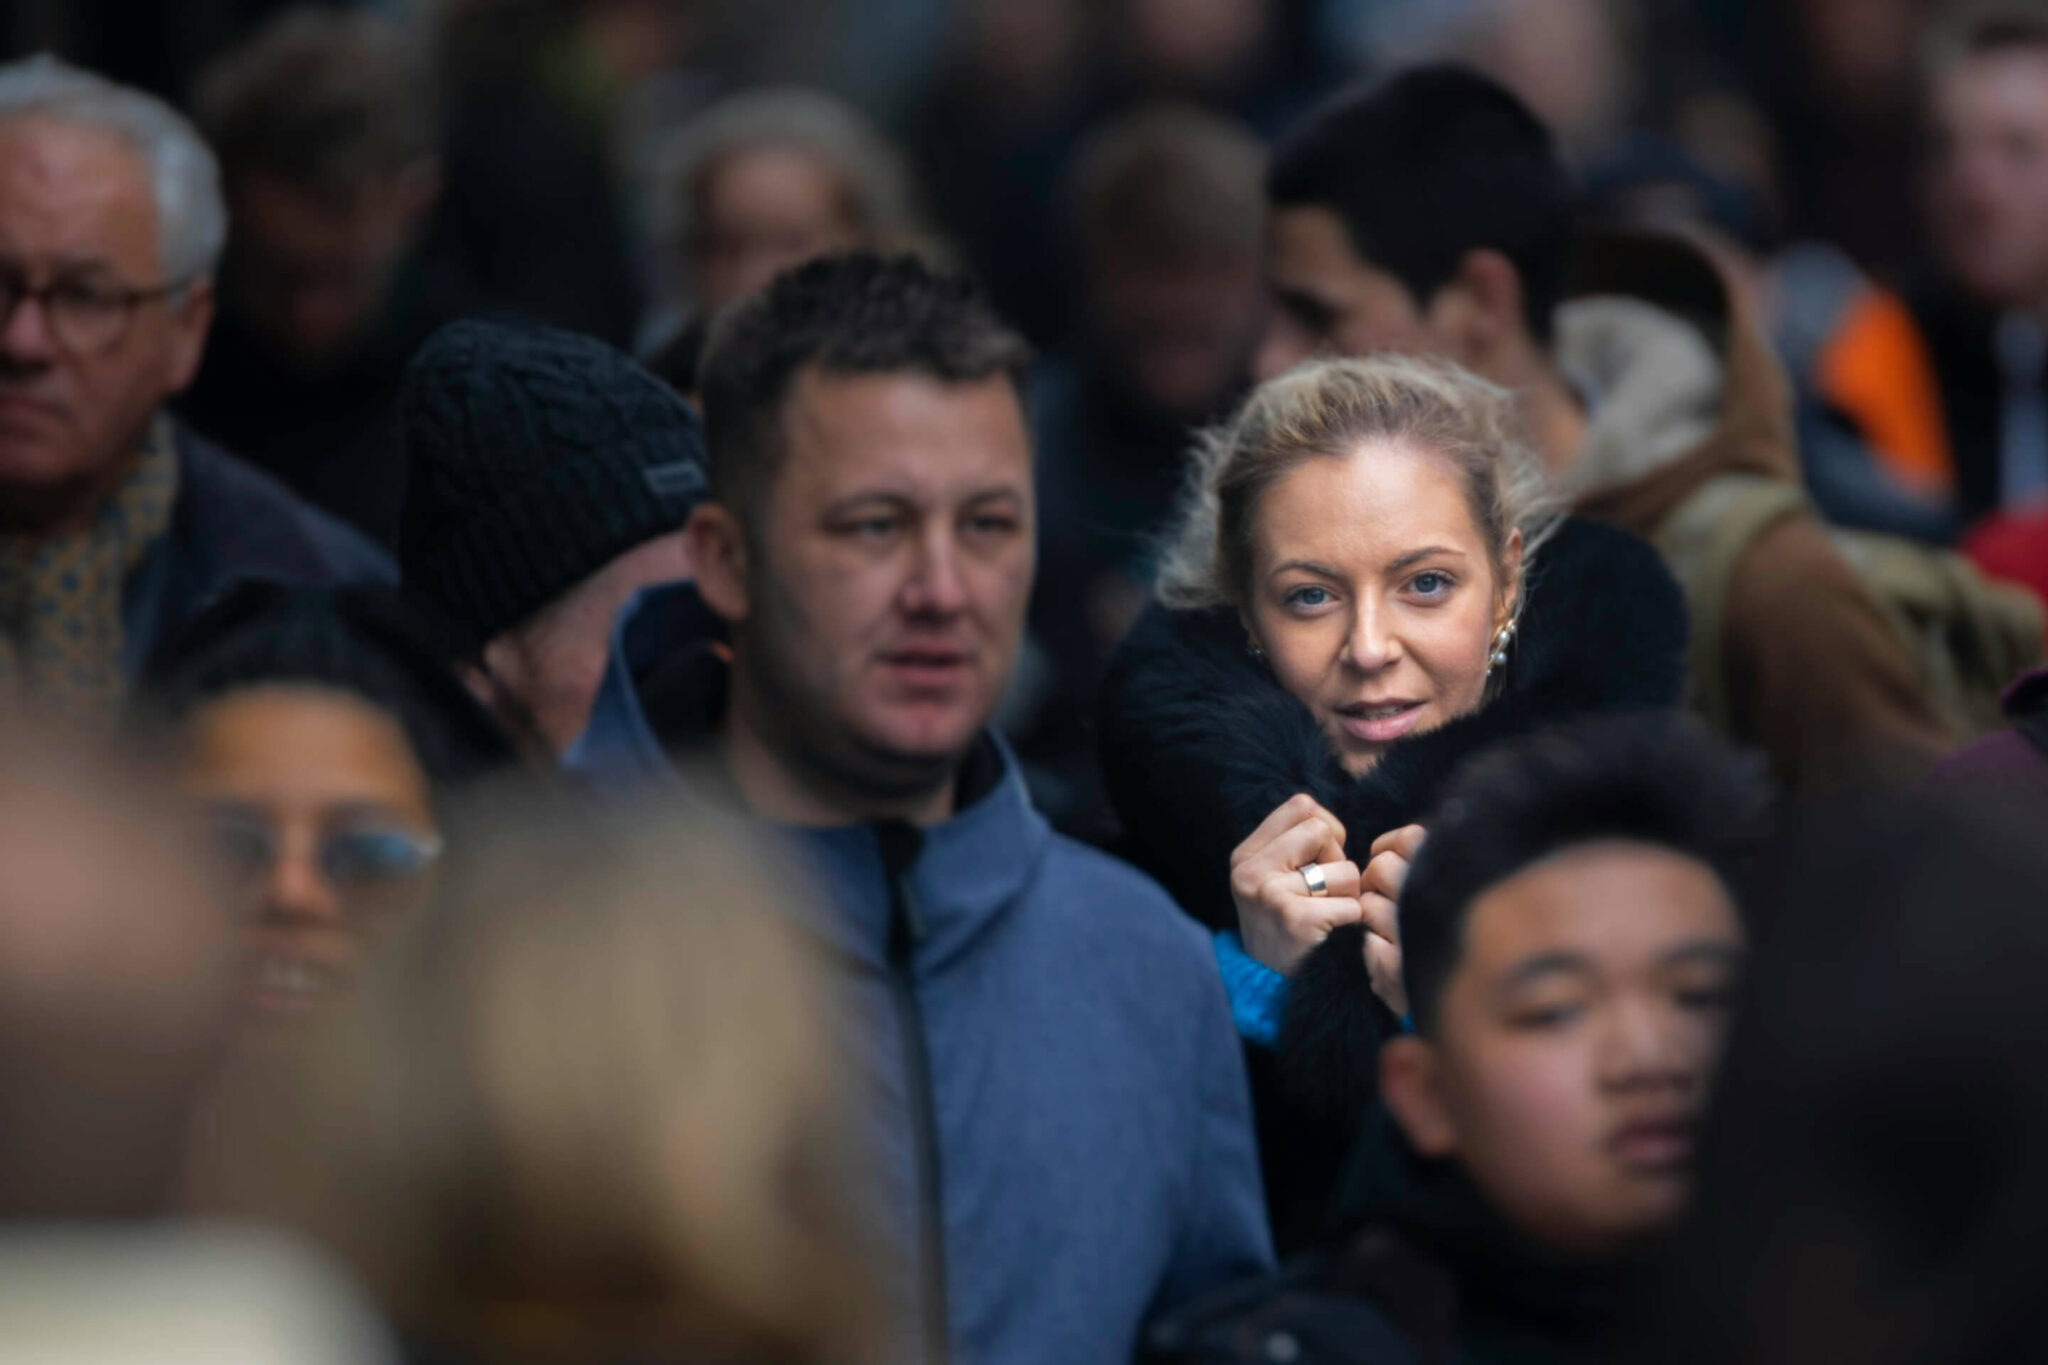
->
[9, 0, 2048, 1362]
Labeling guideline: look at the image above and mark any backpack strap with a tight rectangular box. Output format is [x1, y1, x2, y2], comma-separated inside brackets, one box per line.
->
[1648, 474, 1810, 734]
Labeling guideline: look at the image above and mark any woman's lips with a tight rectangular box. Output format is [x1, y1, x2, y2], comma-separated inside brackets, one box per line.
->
[1336, 700, 1427, 745]
[245, 954, 344, 1021]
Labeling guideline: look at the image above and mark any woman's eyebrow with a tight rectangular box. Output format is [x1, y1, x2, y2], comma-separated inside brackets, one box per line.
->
[1269, 558, 1342, 580]
[1385, 545, 1466, 575]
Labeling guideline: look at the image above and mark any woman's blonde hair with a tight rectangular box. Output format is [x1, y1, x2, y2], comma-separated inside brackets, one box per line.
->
[1156, 354, 1562, 613]
[189, 786, 881, 1364]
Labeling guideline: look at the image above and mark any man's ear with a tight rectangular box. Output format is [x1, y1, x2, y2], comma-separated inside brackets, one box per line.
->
[684, 501, 749, 624]
[1381, 1035, 1460, 1159]
[164, 278, 215, 395]
[1428, 248, 1527, 369]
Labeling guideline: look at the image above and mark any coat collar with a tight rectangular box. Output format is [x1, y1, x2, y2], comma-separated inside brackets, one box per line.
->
[568, 581, 1052, 971]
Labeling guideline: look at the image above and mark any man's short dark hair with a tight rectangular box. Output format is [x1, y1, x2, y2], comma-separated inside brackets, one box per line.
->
[1401, 713, 1772, 1035]
[194, 6, 436, 205]
[1268, 64, 1571, 343]
[697, 252, 1032, 537]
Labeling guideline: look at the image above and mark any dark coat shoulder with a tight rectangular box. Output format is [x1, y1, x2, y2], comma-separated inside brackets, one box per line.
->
[124, 425, 396, 671]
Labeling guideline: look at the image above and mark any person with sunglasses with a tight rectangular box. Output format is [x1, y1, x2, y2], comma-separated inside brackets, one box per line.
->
[133, 583, 519, 1031]
[0, 56, 390, 734]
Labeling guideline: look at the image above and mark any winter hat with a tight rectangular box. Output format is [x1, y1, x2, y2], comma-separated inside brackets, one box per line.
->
[399, 317, 707, 648]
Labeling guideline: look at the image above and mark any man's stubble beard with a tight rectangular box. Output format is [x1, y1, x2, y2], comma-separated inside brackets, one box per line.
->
[736, 559, 978, 815]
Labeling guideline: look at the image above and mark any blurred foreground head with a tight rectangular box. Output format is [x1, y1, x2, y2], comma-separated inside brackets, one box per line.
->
[0, 721, 233, 1217]
[190, 794, 880, 1365]
[1654, 790, 2048, 1365]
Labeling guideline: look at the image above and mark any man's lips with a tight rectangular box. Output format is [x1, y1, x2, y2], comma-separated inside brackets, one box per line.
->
[1607, 1114, 1697, 1172]
[878, 649, 975, 689]
[1335, 699, 1427, 745]
[0, 391, 64, 424]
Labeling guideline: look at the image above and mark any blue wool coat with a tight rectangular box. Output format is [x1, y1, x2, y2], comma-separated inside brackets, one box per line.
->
[569, 584, 1274, 1365]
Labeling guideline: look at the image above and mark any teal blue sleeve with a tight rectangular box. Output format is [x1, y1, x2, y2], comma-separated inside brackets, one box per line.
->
[1212, 930, 1287, 1048]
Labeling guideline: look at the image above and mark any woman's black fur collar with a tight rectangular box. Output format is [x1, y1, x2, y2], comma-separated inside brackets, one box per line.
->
[1100, 516, 1687, 935]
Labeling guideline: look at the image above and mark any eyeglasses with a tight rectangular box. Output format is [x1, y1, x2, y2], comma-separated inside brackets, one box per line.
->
[205, 808, 444, 889]
[0, 272, 192, 354]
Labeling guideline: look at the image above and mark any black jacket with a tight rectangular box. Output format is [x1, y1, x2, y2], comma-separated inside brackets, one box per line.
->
[1144, 1113, 1644, 1365]
[1099, 517, 1686, 1248]
[120, 422, 396, 677]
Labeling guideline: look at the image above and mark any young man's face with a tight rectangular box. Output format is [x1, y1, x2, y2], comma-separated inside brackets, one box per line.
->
[1256, 205, 1448, 380]
[730, 367, 1035, 799]
[1382, 840, 1745, 1258]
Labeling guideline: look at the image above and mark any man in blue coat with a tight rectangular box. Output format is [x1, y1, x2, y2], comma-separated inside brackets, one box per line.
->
[571, 252, 1272, 1363]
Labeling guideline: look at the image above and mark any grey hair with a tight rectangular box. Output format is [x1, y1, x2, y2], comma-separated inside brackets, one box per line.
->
[0, 54, 227, 286]
[1156, 353, 1563, 612]
[650, 86, 936, 308]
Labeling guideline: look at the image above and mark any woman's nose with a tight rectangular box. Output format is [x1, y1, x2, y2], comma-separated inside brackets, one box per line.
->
[259, 836, 343, 926]
[1344, 601, 1398, 672]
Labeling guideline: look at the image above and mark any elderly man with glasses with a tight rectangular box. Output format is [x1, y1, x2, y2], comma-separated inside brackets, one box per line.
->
[0, 56, 390, 730]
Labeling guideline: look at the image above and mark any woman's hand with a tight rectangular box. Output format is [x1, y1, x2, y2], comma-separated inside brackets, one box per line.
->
[1229, 794, 1362, 974]
[1360, 824, 1426, 1018]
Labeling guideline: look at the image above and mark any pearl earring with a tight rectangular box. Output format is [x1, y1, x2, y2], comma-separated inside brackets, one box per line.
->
[1486, 619, 1517, 675]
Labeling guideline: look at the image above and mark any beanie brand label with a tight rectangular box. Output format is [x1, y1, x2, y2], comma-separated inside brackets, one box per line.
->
[644, 462, 707, 501]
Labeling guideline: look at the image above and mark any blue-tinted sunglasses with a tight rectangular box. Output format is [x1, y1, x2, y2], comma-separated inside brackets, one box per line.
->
[205, 808, 443, 887]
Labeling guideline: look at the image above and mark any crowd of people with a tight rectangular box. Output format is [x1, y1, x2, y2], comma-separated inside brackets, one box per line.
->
[7, 1, 2048, 1362]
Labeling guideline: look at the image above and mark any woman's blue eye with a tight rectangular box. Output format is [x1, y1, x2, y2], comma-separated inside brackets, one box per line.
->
[1410, 571, 1453, 597]
[1285, 585, 1333, 608]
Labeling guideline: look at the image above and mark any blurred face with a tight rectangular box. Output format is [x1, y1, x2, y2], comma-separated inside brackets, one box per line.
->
[0, 117, 211, 527]
[689, 145, 863, 314]
[1258, 206, 1445, 380]
[1244, 439, 1515, 776]
[221, 170, 426, 376]
[1925, 49, 2048, 309]
[727, 369, 1034, 803]
[477, 531, 693, 757]
[1123, 0, 1271, 87]
[1385, 842, 1745, 1257]
[1093, 251, 1265, 422]
[180, 686, 439, 1030]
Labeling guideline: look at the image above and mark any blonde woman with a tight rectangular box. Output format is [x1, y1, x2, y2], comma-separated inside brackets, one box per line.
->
[1099, 356, 1687, 1244]
[187, 794, 882, 1365]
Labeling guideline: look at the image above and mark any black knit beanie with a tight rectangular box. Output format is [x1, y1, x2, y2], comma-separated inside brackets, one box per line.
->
[398, 317, 707, 649]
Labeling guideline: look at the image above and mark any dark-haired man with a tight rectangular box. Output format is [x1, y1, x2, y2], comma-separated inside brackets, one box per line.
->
[1914, 6, 2048, 524]
[1148, 714, 1764, 1364]
[179, 9, 456, 548]
[1254, 64, 1952, 792]
[572, 253, 1271, 1364]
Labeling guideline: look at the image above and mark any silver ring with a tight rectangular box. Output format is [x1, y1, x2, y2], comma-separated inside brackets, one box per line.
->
[1300, 862, 1328, 896]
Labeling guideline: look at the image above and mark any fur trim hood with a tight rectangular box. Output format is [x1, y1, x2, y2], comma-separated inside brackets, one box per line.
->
[1100, 516, 1687, 933]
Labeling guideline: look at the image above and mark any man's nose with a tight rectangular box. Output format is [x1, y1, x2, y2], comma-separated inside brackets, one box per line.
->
[903, 530, 970, 616]
[0, 292, 61, 365]
[1598, 998, 1698, 1090]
